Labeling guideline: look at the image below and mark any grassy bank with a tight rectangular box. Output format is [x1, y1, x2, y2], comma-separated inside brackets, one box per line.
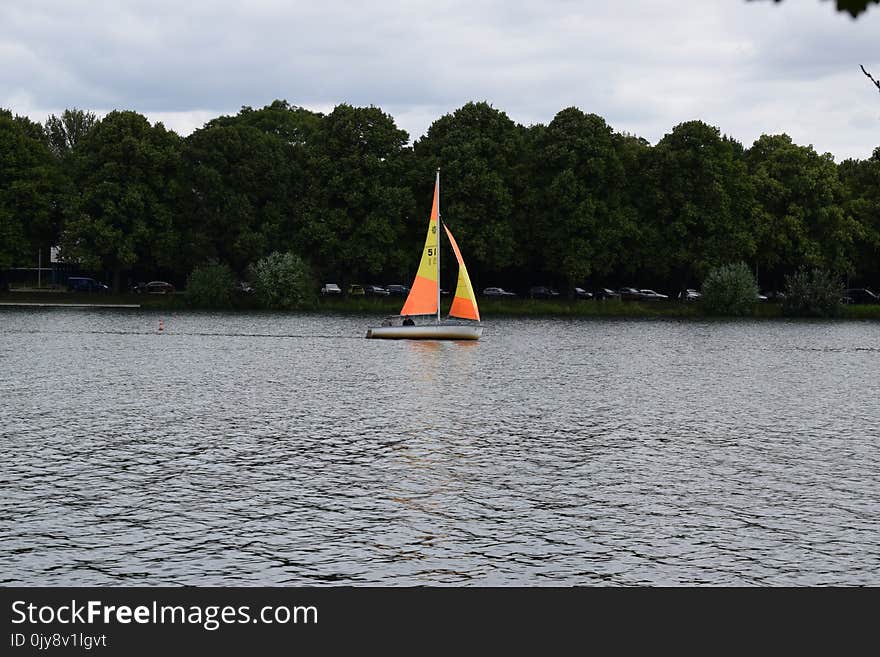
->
[3, 289, 879, 319]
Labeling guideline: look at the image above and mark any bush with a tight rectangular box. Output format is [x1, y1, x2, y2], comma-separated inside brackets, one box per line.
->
[251, 251, 314, 310]
[701, 262, 758, 316]
[186, 260, 236, 308]
[783, 268, 843, 317]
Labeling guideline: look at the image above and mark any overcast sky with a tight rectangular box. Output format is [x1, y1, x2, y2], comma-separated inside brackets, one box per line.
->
[2, 0, 878, 160]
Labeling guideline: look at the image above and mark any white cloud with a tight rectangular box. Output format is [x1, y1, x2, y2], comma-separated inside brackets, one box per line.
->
[1, 0, 878, 158]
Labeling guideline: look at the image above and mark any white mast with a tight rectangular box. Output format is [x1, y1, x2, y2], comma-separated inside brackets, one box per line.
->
[436, 167, 441, 324]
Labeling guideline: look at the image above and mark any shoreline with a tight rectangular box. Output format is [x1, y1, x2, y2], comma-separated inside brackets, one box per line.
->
[2, 291, 879, 319]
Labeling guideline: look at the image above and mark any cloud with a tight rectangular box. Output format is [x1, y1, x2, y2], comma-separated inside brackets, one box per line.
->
[1, 0, 878, 159]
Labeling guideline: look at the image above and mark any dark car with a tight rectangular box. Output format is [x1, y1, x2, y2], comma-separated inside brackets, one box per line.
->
[385, 284, 410, 297]
[843, 288, 879, 304]
[482, 287, 516, 297]
[574, 287, 593, 300]
[363, 284, 389, 297]
[67, 277, 109, 293]
[135, 281, 175, 295]
[594, 288, 620, 300]
[618, 287, 644, 301]
[528, 286, 560, 299]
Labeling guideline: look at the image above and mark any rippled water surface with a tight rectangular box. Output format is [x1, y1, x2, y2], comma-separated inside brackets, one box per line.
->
[1, 309, 878, 585]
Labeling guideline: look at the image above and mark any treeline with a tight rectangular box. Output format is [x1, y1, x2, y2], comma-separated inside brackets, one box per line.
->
[1, 100, 879, 294]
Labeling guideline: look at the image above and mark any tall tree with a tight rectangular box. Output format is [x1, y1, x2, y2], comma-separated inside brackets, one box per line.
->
[747, 134, 858, 285]
[524, 108, 631, 291]
[183, 128, 292, 273]
[412, 102, 527, 285]
[59, 111, 183, 290]
[838, 148, 880, 284]
[0, 109, 59, 269]
[179, 101, 322, 275]
[644, 121, 757, 289]
[299, 104, 414, 287]
[613, 132, 654, 282]
[44, 109, 98, 157]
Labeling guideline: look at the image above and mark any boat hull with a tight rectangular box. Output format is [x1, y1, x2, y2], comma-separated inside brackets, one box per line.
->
[365, 324, 482, 340]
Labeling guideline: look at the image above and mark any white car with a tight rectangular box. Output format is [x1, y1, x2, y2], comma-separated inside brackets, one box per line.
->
[320, 283, 341, 296]
[482, 287, 516, 297]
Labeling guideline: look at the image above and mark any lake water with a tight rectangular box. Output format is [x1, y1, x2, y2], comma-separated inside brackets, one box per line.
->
[1, 309, 878, 585]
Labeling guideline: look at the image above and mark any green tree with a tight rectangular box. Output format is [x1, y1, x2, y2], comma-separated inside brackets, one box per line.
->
[179, 101, 321, 275]
[44, 109, 98, 157]
[747, 134, 857, 287]
[59, 111, 183, 290]
[613, 132, 654, 282]
[0, 109, 59, 269]
[783, 268, 844, 317]
[838, 151, 880, 285]
[206, 100, 321, 146]
[412, 102, 527, 284]
[524, 108, 631, 291]
[299, 104, 415, 288]
[644, 121, 757, 289]
[701, 262, 758, 316]
[186, 260, 236, 308]
[251, 250, 314, 309]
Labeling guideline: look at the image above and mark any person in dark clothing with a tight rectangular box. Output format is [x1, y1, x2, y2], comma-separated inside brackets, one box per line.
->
[402, 315, 415, 326]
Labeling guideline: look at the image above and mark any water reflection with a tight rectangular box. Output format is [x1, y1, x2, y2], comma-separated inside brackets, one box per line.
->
[1, 310, 878, 585]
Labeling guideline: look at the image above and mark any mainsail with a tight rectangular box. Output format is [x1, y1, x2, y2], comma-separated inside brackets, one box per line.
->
[443, 224, 480, 322]
[399, 171, 440, 317]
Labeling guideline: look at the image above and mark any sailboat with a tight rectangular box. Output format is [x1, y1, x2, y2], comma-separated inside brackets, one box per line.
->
[365, 169, 482, 340]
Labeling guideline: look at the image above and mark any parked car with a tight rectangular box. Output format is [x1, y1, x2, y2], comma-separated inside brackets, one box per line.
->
[320, 283, 341, 296]
[618, 287, 644, 301]
[679, 288, 701, 301]
[236, 281, 254, 294]
[68, 277, 109, 293]
[482, 287, 517, 297]
[363, 284, 389, 296]
[528, 286, 560, 299]
[385, 284, 410, 297]
[574, 287, 593, 300]
[756, 292, 768, 301]
[134, 281, 175, 295]
[843, 288, 879, 304]
[594, 288, 620, 300]
[639, 289, 668, 300]
[349, 284, 365, 296]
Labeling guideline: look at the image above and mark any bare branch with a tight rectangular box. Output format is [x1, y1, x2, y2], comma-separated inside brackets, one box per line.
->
[861, 64, 880, 94]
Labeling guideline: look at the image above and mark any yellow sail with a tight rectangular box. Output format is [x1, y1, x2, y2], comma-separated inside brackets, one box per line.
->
[400, 172, 440, 317]
[443, 224, 480, 322]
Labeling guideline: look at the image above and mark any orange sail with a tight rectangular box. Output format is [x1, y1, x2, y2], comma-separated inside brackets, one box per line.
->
[400, 172, 440, 317]
[443, 224, 481, 322]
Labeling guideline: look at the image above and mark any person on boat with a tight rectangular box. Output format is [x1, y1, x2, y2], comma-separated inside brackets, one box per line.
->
[402, 315, 415, 326]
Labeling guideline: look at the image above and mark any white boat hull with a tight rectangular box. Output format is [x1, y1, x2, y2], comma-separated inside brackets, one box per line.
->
[365, 324, 482, 340]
